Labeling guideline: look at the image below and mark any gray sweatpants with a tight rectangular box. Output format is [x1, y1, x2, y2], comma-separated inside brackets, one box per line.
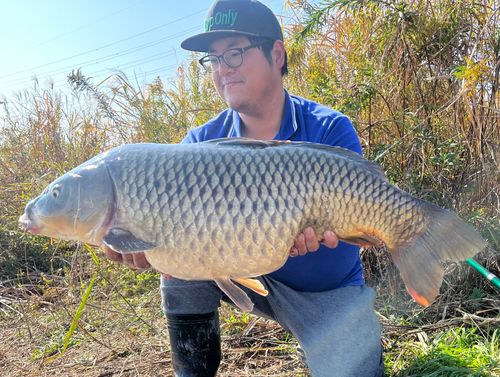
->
[161, 276, 384, 377]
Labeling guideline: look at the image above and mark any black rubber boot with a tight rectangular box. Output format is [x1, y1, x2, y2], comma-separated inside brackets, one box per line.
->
[167, 311, 222, 377]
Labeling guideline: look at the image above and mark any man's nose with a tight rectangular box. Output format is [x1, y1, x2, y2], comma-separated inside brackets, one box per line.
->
[217, 59, 235, 76]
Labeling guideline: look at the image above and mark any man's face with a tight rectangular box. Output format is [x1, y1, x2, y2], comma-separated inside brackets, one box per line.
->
[207, 36, 279, 115]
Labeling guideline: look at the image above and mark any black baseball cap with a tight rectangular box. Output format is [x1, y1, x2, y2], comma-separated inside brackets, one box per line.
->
[181, 0, 283, 52]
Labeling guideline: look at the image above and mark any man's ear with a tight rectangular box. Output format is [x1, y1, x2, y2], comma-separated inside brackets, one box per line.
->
[272, 40, 286, 70]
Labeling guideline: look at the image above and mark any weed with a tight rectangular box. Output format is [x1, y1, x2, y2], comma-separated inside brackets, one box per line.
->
[1, 0, 500, 374]
[386, 327, 500, 376]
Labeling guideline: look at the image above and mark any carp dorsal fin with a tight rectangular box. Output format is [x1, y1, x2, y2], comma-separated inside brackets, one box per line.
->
[203, 138, 295, 149]
[103, 228, 156, 254]
[202, 138, 387, 180]
[214, 278, 254, 312]
[202, 137, 271, 148]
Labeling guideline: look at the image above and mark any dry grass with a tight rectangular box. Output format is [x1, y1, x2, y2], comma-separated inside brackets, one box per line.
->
[0, 263, 308, 377]
[1, 243, 499, 376]
[1, 0, 500, 375]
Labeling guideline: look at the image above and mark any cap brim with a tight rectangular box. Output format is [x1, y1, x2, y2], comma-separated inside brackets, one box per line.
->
[181, 30, 262, 52]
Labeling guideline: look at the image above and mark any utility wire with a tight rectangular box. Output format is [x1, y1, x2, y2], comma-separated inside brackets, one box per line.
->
[134, 62, 194, 77]
[0, 48, 189, 91]
[1, 0, 283, 95]
[87, 60, 185, 81]
[84, 52, 189, 78]
[14, 0, 151, 56]
[0, 8, 207, 80]
[0, 27, 199, 88]
[3, 59, 188, 100]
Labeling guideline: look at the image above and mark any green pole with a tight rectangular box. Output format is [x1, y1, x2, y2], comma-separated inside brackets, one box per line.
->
[467, 259, 500, 292]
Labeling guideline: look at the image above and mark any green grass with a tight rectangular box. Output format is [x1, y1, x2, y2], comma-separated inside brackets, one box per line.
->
[1, 222, 499, 376]
[386, 327, 500, 376]
[1, 240, 499, 376]
[1, 0, 500, 374]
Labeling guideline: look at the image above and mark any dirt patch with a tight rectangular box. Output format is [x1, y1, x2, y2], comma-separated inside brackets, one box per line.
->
[0, 309, 310, 377]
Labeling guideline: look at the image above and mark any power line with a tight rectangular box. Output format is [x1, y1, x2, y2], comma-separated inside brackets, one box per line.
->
[1, 59, 188, 100]
[84, 51, 190, 78]
[136, 63, 191, 77]
[86, 60, 185, 82]
[0, 8, 207, 80]
[0, 0, 284, 96]
[0, 48, 189, 91]
[14, 0, 151, 56]
[0, 26, 199, 88]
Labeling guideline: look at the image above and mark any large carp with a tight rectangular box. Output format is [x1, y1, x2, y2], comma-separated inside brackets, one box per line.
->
[19, 139, 486, 311]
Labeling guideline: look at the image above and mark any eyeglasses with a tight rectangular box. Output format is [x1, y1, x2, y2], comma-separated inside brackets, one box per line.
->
[199, 42, 267, 73]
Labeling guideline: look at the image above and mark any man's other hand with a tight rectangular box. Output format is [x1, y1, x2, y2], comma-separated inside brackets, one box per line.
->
[289, 227, 339, 257]
[104, 245, 151, 270]
[104, 245, 172, 279]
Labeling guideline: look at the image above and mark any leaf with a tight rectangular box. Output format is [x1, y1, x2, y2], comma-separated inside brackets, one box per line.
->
[43, 260, 98, 363]
[469, 288, 486, 300]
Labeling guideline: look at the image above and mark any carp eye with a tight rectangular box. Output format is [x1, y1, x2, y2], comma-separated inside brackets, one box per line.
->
[51, 185, 61, 198]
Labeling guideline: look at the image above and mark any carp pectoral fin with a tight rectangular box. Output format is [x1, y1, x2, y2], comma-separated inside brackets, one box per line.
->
[340, 234, 384, 248]
[103, 228, 156, 254]
[233, 278, 269, 296]
[214, 278, 254, 312]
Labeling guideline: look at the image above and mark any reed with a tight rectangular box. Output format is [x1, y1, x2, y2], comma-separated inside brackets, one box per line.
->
[0, 1, 499, 374]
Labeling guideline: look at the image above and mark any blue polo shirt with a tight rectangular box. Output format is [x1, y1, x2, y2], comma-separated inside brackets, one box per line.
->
[182, 90, 364, 292]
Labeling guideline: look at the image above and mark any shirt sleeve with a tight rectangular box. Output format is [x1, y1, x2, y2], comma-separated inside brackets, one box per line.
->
[181, 130, 198, 144]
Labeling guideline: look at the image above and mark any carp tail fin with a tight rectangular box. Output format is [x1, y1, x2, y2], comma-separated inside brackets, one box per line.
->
[390, 203, 487, 306]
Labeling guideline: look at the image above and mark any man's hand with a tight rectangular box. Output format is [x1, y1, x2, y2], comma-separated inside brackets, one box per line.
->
[290, 227, 339, 257]
[103, 227, 337, 276]
[104, 245, 151, 270]
[103, 245, 172, 279]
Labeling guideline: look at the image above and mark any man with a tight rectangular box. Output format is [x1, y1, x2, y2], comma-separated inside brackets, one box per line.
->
[106, 0, 384, 376]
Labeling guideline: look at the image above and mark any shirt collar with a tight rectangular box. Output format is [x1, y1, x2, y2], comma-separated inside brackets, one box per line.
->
[229, 90, 298, 140]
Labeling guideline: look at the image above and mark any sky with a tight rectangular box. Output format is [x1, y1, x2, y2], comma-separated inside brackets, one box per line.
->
[0, 0, 289, 101]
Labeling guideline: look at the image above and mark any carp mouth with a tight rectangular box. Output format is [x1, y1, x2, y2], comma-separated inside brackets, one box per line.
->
[19, 212, 43, 235]
[18, 164, 116, 245]
[19, 199, 46, 235]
